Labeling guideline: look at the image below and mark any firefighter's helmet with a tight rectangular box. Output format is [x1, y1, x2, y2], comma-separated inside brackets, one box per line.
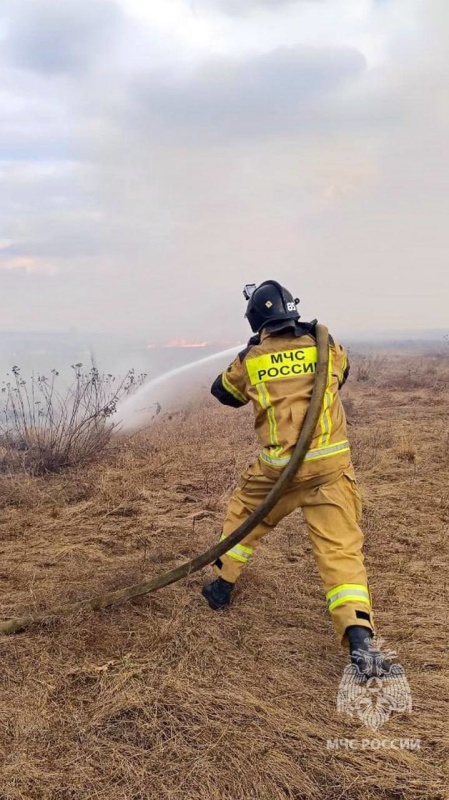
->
[244, 280, 300, 333]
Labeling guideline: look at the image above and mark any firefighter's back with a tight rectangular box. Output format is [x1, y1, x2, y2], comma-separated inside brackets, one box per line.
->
[242, 329, 351, 477]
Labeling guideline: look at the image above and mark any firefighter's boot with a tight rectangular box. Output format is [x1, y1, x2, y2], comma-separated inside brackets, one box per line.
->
[202, 578, 234, 610]
[347, 625, 392, 678]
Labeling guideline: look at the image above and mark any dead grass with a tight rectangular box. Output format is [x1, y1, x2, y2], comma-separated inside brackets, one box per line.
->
[0, 351, 448, 799]
[395, 435, 417, 463]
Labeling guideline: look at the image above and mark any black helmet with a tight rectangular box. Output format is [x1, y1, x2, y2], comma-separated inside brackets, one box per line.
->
[244, 280, 300, 333]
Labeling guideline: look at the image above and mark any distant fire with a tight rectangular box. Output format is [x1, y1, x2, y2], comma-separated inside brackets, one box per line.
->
[165, 339, 208, 348]
[146, 339, 244, 349]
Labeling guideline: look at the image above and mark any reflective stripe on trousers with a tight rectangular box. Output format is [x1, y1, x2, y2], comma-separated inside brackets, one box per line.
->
[219, 533, 254, 563]
[326, 583, 370, 612]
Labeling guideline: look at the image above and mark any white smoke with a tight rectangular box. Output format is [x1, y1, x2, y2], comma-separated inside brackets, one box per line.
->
[114, 345, 242, 432]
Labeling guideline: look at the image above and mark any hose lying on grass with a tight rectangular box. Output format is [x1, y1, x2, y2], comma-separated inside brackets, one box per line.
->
[0, 325, 329, 635]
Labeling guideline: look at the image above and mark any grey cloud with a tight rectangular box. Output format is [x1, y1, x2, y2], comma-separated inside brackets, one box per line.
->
[0, 156, 106, 266]
[0, 219, 105, 262]
[3, 0, 122, 75]
[128, 46, 366, 140]
[0, 0, 448, 340]
[0, 73, 71, 160]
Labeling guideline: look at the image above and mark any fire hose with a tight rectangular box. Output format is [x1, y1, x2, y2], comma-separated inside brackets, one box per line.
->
[0, 324, 329, 635]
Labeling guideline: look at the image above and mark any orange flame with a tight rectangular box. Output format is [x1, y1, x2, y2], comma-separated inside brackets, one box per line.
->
[165, 339, 208, 348]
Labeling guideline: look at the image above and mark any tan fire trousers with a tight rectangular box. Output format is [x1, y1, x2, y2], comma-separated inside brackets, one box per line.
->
[213, 458, 373, 641]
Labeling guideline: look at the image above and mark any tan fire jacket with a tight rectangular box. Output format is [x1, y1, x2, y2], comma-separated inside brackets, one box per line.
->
[211, 326, 351, 477]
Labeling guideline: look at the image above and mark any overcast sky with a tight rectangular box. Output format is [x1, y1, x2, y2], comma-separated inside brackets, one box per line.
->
[0, 0, 446, 342]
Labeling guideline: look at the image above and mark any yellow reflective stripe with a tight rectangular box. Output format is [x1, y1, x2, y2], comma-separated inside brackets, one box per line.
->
[224, 545, 253, 562]
[267, 408, 281, 454]
[325, 349, 334, 445]
[260, 450, 291, 467]
[231, 545, 253, 559]
[235, 544, 253, 556]
[304, 440, 350, 462]
[219, 534, 253, 555]
[227, 551, 247, 563]
[328, 594, 370, 612]
[222, 371, 247, 405]
[326, 583, 368, 601]
[262, 385, 281, 453]
[319, 348, 333, 448]
[219, 534, 253, 562]
[256, 382, 282, 458]
[326, 583, 370, 612]
[260, 440, 350, 467]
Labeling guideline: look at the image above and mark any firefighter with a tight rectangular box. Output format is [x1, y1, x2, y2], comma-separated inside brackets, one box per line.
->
[202, 280, 379, 672]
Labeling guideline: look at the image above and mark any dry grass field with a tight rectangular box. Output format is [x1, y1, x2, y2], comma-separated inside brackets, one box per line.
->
[1, 349, 448, 799]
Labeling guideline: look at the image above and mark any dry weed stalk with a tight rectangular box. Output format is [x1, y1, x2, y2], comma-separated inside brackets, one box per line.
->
[396, 435, 417, 463]
[0, 364, 146, 474]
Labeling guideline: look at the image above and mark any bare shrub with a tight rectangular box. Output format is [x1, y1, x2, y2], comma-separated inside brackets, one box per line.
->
[350, 424, 393, 471]
[355, 360, 370, 382]
[0, 364, 146, 474]
[353, 355, 380, 383]
[394, 363, 438, 391]
[377, 353, 449, 392]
